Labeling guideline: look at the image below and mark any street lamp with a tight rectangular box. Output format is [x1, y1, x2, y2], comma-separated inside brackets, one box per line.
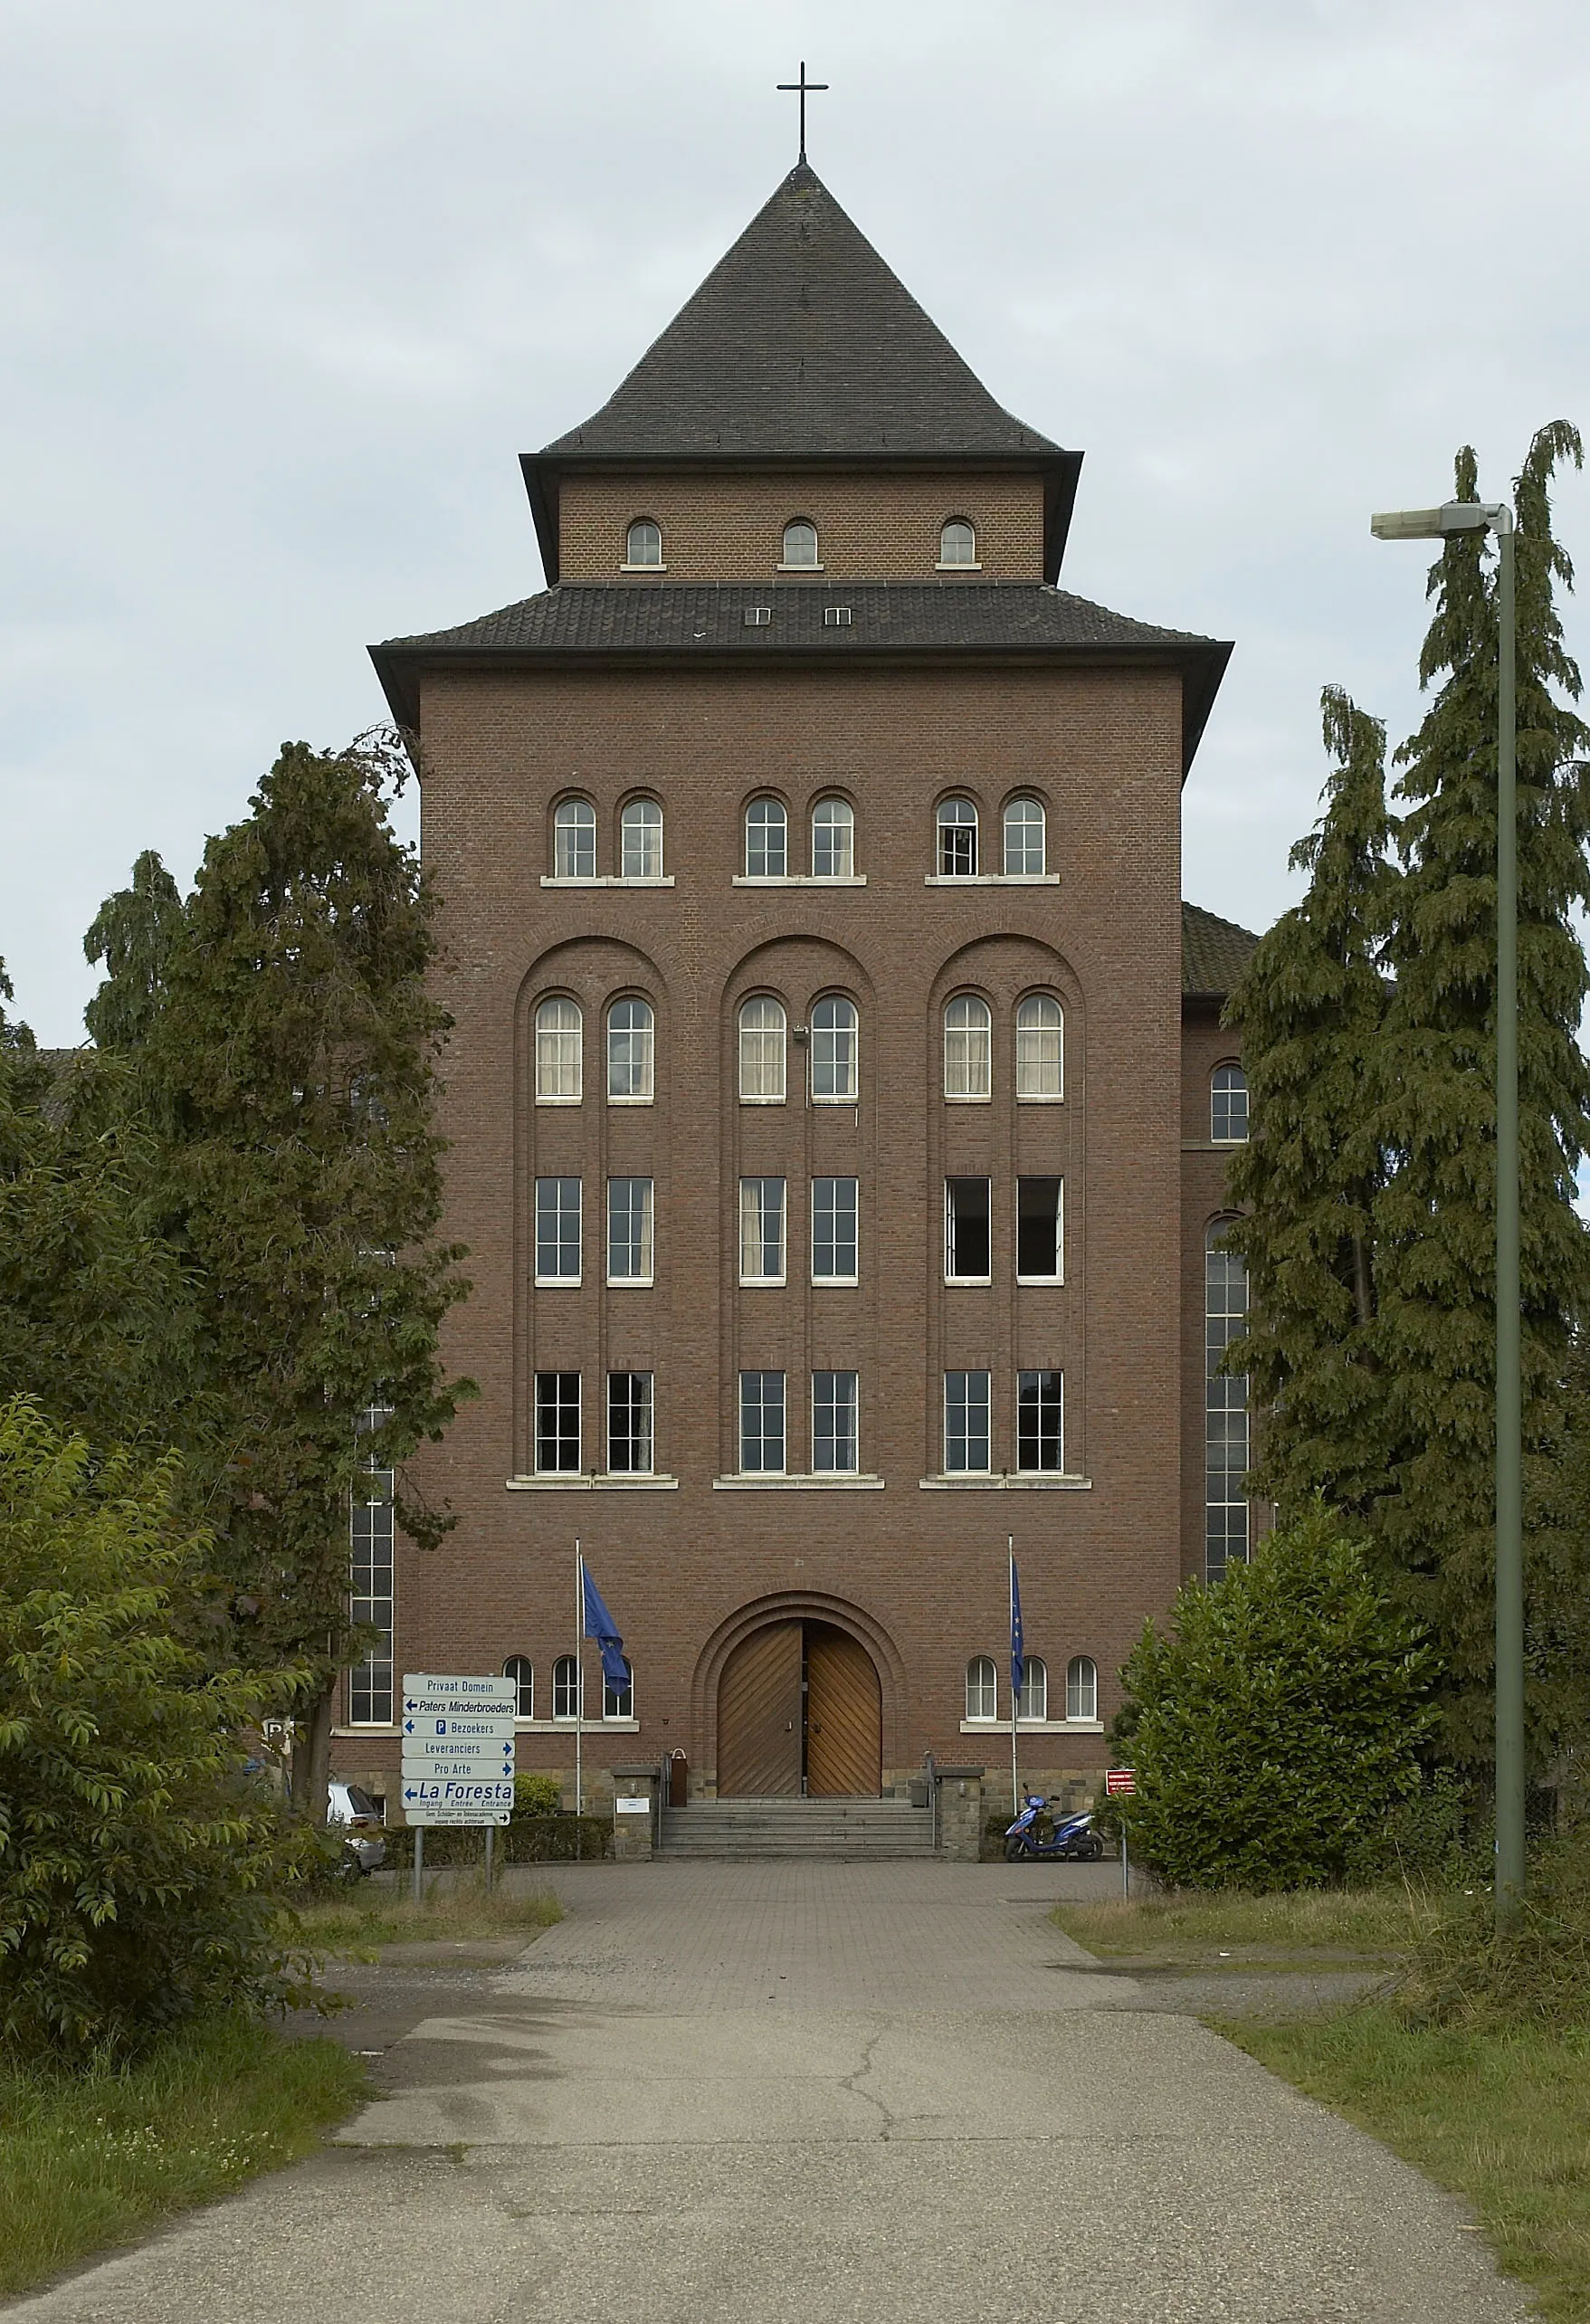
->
[1371, 496, 1521, 1926]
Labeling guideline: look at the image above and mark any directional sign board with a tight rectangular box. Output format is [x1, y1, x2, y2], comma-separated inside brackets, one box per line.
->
[401, 1677, 518, 1828]
[1104, 1768, 1137, 1797]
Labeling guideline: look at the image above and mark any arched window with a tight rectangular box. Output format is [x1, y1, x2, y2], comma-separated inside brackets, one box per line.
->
[965, 1655, 997, 1721]
[621, 797, 663, 880]
[1004, 796, 1046, 877]
[606, 997, 654, 1101]
[745, 797, 788, 878]
[604, 1655, 634, 1720]
[1206, 1221, 1251, 1579]
[937, 796, 978, 877]
[1066, 1655, 1098, 1723]
[738, 996, 786, 1101]
[553, 797, 596, 880]
[781, 518, 819, 568]
[811, 995, 858, 1101]
[625, 518, 662, 567]
[1212, 1063, 1249, 1143]
[812, 796, 854, 880]
[939, 518, 977, 567]
[1015, 995, 1063, 1100]
[1017, 1656, 1047, 1722]
[535, 997, 583, 1103]
[944, 995, 992, 1100]
[503, 1655, 534, 1719]
[551, 1653, 579, 1723]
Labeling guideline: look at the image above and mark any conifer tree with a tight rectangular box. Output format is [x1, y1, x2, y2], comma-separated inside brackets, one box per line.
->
[86, 737, 473, 1806]
[1223, 688, 1397, 1517]
[1374, 424, 1590, 1765]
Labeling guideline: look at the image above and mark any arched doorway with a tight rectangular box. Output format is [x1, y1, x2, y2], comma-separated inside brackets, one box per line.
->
[717, 1619, 881, 1797]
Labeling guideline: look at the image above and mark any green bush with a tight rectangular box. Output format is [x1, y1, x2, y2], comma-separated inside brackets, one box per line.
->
[382, 1815, 612, 1869]
[512, 1772, 562, 1819]
[1399, 1815, 1590, 2029]
[1111, 1504, 1441, 1890]
[0, 1399, 315, 2057]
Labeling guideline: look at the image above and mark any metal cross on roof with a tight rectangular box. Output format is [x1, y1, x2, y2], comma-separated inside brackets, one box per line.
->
[776, 62, 828, 163]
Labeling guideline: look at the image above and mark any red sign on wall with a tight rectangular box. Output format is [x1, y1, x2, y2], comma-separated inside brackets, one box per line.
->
[1105, 1768, 1137, 1796]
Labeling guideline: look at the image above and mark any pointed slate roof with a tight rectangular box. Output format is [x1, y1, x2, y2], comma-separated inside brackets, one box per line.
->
[523, 164, 1081, 582]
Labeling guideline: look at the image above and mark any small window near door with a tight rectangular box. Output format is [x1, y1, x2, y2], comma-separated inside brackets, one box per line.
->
[965, 1654, 997, 1720]
[1066, 1655, 1098, 1722]
[552, 1653, 579, 1722]
[503, 1655, 534, 1719]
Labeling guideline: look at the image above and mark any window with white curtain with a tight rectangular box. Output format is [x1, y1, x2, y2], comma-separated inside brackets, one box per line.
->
[1003, 797, 1046, 876]
[1015, 995, 1063, 1100]
[625, 518, 662, 567]
[621, 798, 663, 879]
[812, 797, 854, 879]
[745, 797, 787, 877]
[739, 1177, 787, 1284]
[1212, 1063, 1250, 1143]
[1066, 1655, 1098, 1722]
[939, 518, 977, 567]
[535, 997, 582, 1103]
[811, 995, 858, 1101]
[1017, 1656, 1048, 1721]
[552, 798, 596, 880]
[965, 1655, 997, 1720]
[944, 995, 992, 1100]
[607, 997, 654, 1100]
[738, 996, 786, 1100]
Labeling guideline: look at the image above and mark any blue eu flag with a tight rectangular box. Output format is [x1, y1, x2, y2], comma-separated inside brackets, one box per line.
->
[582, 1563, 629, 1693]
[1010, 1554, 1024, 1704]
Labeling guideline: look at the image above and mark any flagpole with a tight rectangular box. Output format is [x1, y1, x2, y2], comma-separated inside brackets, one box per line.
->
[1009, 1536, 1019, 1819]
[575, 1538, 583, 1824]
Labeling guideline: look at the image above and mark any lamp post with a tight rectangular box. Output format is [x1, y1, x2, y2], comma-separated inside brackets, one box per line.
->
[1371, 498, 1521, 1925]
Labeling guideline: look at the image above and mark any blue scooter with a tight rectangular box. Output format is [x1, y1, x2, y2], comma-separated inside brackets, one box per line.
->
[1004, 1794, 1104, 1862]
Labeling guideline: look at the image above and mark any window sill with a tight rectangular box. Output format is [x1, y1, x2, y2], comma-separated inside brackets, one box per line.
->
[535, 1096, 583, 1107]
[506, 1473, 680, 1491]
[521, 1717, 641, 1732]
[738, 1095, 786, 1107]
[1017, 1095, 1066, 1106]
[944, 1275, 992, 1289]
[533, 1278, 582, 1290]
[713, 1472, 886, 1491]
[540, 875, 675, 889]
[606, 1276, 654, 1290]
[1015, 1275, 1065, 1288]
[739, 1279, 786, 1290]
[606, 1096, 653, 1108]
[1183, 1138, 1249, 1150]
[813, 1277, 859, 1290]
[732, 874, 868, 887]
[943, 1094, 992, 1106]
[919, 1473, 1092, 1491]
[935, 561, 984, 573]
[619, 563, 667, 574]
[776, 562, 825, 573]
[924, 873, 1061, 887]
[960, 1719, 1104, 1735]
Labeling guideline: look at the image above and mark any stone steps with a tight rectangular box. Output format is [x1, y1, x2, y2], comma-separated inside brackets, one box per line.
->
[661, 1797, 937, 1859]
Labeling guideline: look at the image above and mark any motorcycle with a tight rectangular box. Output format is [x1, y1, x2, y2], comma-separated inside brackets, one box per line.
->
[1004, 1794, 1104, 1862]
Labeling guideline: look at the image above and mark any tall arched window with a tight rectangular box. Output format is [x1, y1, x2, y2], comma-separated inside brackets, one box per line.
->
[1017, 1656, 1047, 1722]
[503, 1655, 534, 1719]
[625, 518, 662, 567]
[1205, 1221, 1251, 1579]
[745, 797, 788, 878]
[937, 796, 978, 877]
[552, 1653, 579, 1722]
[553, 797, 596, 880]
[811, 995, 858, 1101]
[1066, 1655, 1098, 1722]
[604, 1655, 634, 1720]
[944, 995, 992, 1100]
[939, 518, 977, 567]
[1212, 1063, 1249, 1143]
[965, 1655, 997, 1721]
[781, 518, 819, 568]
[621, 797, 663, 880]
[1004, 796, 1046, 876]
[1015, 995, 1063, 1100]
[738, 996, 786, 1101]
[535, 997, 583, 1103]
[812, 796, 854, 880]
[607, 997, 654, 1101]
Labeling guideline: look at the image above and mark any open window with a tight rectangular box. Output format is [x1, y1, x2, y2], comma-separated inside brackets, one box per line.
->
[936, 796, 978, 877]
[1016, 1177, 1062, 1281]
[945, 1177, 991, 1282]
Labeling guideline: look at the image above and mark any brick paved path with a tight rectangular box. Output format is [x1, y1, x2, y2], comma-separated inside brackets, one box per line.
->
[7, 1862, 1532, 2324]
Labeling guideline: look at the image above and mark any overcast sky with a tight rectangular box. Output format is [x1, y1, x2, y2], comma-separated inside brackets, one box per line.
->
[3, 0, 1587, 1044]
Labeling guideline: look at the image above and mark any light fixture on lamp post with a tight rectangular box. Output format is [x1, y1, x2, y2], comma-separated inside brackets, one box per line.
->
[1371, 496, 1521, 1926]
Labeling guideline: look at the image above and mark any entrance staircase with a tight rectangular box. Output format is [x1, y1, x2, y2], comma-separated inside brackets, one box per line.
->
[660, 1796, 937, 1860]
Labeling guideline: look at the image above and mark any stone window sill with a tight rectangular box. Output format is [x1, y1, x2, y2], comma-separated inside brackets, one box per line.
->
[713, 1473, 886, 1491]
[936, 560, 984, 572]
[919, 1473, 1091, 1491]
[506, 1473, 680, 1491]
[619, 562, 667, 573]
[776, 562, 825, 573]
[959, 1719, 1104, 1735]
[924, 873, 1061, 887]
[540, 875, 675, 889]
[732, 874, 867, 887]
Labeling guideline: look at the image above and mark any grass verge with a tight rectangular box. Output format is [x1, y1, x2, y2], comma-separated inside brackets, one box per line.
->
[1052, 1886, 1426, 1964]
[296, 1877, 564, 1953]
[0, 2016, 366, 2299]
[1221, 2007, 1590, 2321]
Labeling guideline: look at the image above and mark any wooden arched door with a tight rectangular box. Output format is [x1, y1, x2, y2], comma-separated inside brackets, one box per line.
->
[715, 1619, 881, 1797]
